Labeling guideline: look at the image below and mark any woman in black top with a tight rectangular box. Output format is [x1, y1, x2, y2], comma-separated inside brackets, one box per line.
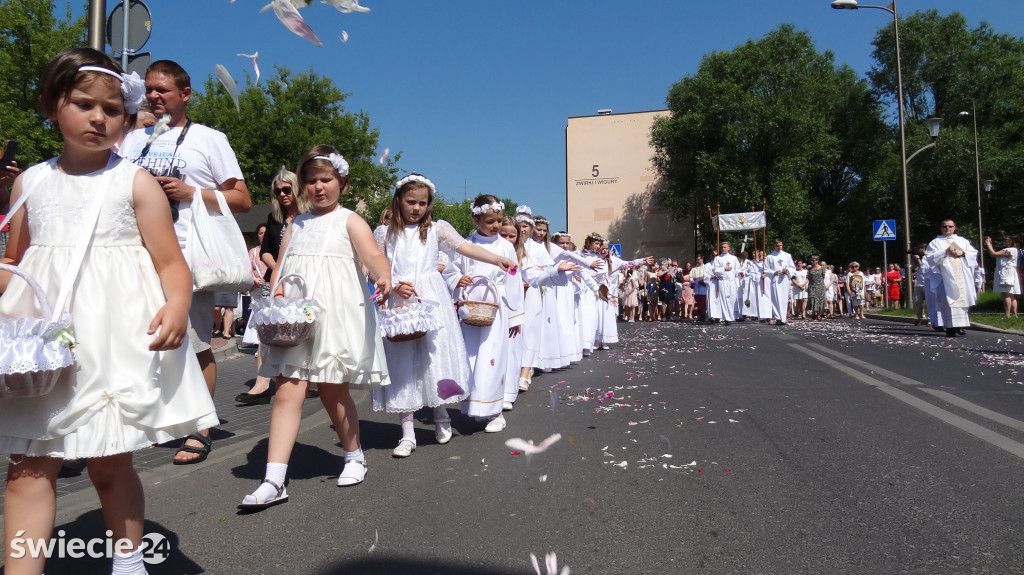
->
[237, 168, 310, 405]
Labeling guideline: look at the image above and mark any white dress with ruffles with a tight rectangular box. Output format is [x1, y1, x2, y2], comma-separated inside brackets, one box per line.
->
[0, 156, 218, 459]
[259, 207, 389, 387]
[372, 222, 472, 412]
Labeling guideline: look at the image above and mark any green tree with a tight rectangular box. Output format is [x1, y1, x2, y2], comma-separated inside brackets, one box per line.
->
[188, 66, 399, 212]
[868, 10, 1024, 252]
[651, 25, 888, 260]
[0, 0, 86, 166]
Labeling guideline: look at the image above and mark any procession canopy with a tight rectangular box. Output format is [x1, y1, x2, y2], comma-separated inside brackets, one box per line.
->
[712, 211, 766, 232]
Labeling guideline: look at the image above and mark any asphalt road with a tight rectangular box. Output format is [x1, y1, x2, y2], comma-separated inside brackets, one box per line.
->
[7, 318, 1024, 575]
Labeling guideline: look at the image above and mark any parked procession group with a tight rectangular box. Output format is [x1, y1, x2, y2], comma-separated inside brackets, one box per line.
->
[0, 47, 1019, 575]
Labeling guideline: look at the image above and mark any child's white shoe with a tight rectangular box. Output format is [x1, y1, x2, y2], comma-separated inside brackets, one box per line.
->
[484, 414, 506, 433]
[392, 438, 416, 458]
[337, 459, 367, 487]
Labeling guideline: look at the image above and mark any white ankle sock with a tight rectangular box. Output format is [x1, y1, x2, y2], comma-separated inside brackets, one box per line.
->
[111, 547, 147, 575]
[252, 462, 288, 501]
[344, 447, 364, 463]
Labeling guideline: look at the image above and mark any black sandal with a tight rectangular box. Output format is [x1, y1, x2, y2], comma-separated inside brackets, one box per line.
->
[173, 433, 212, 465]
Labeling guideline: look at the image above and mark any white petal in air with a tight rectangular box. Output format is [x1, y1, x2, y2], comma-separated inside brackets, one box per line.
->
[378, 147, 389, 165]
[214, 64, 240, 111]
[144, 114, 171, 146]
[271, 0, 323, 47]
[323, 0, 370, 13]
[236, 51, 260, 84]
[339, 29, 349, 43]
[505, 433, 561, 455]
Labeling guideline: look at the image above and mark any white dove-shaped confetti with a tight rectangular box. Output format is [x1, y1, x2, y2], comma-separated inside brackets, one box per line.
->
[323, 0, 370, 13]
[214, 64, 240, 111]
[339, 30, 349, 43]
[270, 0, 323, 47]
[144, 114, 171, 146]
[505, 433, 561, 454]
[378, 147, 389, 165]
[530, 552, 570, 575]
[236, 51, 260, 84]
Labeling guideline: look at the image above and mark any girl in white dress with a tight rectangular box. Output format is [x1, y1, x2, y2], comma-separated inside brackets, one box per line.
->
[372, 175, 515, 457]
[515, 207, 578, 391]
[453, 195, 523, 432]
[241, 146, 392, 510]
[499, 216, 527, 410]
[0, 48, 217, 575]
[985, 235, 1021, 317]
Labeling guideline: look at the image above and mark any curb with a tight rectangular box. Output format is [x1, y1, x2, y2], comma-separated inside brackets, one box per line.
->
[212, 340, 240, 361]
[865, 313, 1024, 335]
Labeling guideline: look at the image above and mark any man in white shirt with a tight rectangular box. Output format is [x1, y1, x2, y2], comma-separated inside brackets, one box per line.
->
[925, 219, 978, 337]
[710, 242, 740, 324]
[763, 238, 795, 324]
[120, 60, 252, 464]
[691, 255, 709, 321]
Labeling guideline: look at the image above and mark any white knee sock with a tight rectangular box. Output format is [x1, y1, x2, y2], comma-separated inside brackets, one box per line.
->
[252, 462, 288, 501]
[399, 412, 415, 441]
[111, 547, 147, 575]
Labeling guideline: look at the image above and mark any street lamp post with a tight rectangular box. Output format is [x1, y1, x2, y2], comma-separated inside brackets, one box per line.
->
[831, 0, 914, 305]
[957, 103, 986, 279]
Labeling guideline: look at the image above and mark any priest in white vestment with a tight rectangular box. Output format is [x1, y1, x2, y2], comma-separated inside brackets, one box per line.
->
[763, 239, 796, 324]
[925, 219, 978, 337]
[710, 242, 740, 324]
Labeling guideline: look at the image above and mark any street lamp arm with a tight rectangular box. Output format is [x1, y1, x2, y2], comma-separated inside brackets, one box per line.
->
[905, 141, 936, 165]
[830, 0, 895, 14]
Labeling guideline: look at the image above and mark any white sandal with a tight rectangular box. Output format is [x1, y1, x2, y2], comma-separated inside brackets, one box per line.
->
[518, 377, 531, 392]
[337, 459, 367, 487]
[238, 479, 288, 510]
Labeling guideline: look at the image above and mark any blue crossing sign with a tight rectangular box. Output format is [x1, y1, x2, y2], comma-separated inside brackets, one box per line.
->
[872, 219, 896, 241]
[608, 243, 621, 257]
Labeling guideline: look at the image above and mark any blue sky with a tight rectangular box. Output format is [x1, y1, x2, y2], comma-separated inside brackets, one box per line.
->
[95, 0, 1024, 232]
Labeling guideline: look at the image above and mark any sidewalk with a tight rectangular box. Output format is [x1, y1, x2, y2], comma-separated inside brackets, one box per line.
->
[0, 338, 324, 508]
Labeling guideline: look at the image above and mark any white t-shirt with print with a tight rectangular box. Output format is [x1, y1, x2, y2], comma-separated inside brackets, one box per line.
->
[120, 122, 244, 249]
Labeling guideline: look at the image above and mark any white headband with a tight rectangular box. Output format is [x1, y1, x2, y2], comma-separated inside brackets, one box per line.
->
[515, 205, 534, 225]
[312, 153, 350, 177]
[78, 66, 146, 115]
[471, 201, 504, 215]
[515, 214, 535, 226]
[396, 173, 436, 195]
[553, 231, 571, 240]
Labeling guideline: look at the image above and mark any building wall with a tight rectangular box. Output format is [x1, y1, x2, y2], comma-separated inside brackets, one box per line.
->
[565, 110, 693, 261]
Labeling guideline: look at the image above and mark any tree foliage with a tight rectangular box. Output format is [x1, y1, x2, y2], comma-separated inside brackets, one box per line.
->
[869, 10, 1024, 249]
[188, 66, 399, 214]
[651, 25, 887, 261]
[0, 0, 86, 165]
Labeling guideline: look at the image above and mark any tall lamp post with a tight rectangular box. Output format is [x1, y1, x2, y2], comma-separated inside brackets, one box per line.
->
[833, 0, 922, 306]
[957, 104, 987, 278]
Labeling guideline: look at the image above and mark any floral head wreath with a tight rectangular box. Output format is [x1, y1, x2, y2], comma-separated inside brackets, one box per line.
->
[534, 216, 550, 226]
[78, 66, 146, 114]
[471, 201, 505, 216]
[553, 231, 572, 241]
[515, 205, 534, 226]
[585, 232, 605, 244]
[396, 172, 436, 196]
[312, 153, 350, 177]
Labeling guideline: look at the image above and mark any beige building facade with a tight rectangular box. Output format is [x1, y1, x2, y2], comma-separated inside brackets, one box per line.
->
[565, 110, 693, 261]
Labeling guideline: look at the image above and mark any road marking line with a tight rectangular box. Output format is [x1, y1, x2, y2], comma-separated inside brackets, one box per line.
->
[807, 343, 1024, 432]
[790, 343, 1024, 461]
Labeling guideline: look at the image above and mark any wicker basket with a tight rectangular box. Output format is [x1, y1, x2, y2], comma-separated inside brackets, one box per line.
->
[456, 276, 500, 327]
[251, 274, 320, 347]
[0, 264, 75, 399]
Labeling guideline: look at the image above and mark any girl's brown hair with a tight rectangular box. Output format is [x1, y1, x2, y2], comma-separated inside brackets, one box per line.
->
[387, 173, 435, 245]
[295, 144, 352, 201]
[40, 47, 138, 129]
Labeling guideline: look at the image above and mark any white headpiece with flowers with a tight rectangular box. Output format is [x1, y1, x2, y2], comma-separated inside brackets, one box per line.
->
[313, 153, 350, 177]
[395, 172, 436, 196]
[515, 205, 534, 226]
[471, 201, 505, 216]
[78, 66, 146, 114]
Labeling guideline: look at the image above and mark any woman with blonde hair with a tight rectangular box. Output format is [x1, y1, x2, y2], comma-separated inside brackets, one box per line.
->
[236, 167, 312, 404]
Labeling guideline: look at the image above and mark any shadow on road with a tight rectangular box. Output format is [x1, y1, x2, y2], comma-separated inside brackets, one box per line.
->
[312, 556, 527, 574]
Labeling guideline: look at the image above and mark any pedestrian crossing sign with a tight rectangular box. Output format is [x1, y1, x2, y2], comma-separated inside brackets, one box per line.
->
[873, 219, 896, 241]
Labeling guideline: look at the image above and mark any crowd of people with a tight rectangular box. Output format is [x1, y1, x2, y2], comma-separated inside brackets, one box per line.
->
[0, 47, 1018, 575]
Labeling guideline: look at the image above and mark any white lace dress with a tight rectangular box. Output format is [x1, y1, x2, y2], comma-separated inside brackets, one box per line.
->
[372, 222, 471, 412]
[0, 156, 218, 459]
[259, 207, 389, 387]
